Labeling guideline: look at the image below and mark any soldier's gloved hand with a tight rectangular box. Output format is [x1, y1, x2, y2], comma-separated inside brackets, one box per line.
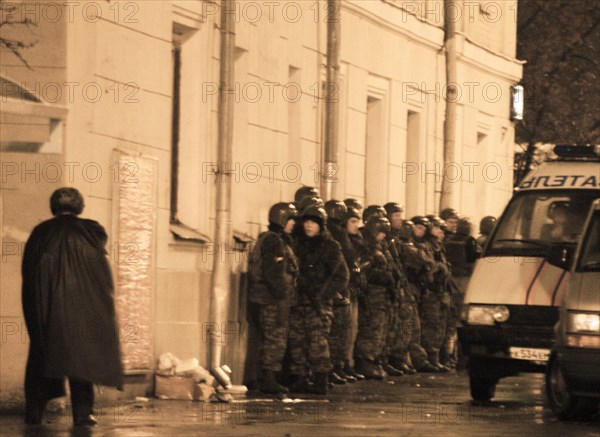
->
[320, 308, 334, 323]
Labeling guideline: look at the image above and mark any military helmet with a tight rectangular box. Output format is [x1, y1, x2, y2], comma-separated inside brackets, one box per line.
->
[365, 216, 391, 235]
[429, 216, 446, 229]
[362, 205, 386, 222]
[302, 205, 328, 229]
[294, 186, 320, 203]
[268, 202, 297, 228]
[345, 206, 361, 222]
[457, 217, 473, 235]
[324, 200, 347, 223]
[401, 220, 415, 236]
[440, 207, 459, 221]
[344, 198, 364, 211]
[384, 202, 404, 216]
[410, 215, 431, 229]
[297, 195, 324, 214]
[479, 216, 497, 235]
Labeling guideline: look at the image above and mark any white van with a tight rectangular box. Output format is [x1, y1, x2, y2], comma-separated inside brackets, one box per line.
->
[545, 198, 600, 420]
[458, 145, 600, 403]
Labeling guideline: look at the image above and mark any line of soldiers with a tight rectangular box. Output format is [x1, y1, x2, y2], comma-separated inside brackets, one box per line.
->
[247, 186, 497, 396]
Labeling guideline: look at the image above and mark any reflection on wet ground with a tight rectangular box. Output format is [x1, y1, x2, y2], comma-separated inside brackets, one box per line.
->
[2, 372, 598, 436]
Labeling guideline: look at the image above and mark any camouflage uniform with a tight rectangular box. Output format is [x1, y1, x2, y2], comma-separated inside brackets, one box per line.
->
[382, 235, 407, 368]
[288, 306, 332, 375]
[288, 229, 349, 377]
[354, 229, 394, 362]
[414, 236, 451, 367]
[248, 229, 299, 373]
[388, 228, 430, 368]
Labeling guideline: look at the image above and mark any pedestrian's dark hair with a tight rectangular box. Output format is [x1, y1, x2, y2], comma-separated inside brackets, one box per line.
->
[50, 187, 85, 216]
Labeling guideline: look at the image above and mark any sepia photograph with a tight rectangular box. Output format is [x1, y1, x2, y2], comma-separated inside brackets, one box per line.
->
[0, 0, 598, 435]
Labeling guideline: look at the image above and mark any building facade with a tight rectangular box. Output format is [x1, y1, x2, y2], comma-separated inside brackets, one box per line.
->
[0, 0, 522, 401]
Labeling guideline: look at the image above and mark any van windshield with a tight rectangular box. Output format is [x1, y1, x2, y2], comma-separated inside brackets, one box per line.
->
[577, 211, 600, 272]
[486, 190, 600, 257]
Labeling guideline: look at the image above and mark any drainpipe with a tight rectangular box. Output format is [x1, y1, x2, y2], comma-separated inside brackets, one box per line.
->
[210, 0, 235, 369]
[440, 0, 458, 211]
[322, 0, 341, 201]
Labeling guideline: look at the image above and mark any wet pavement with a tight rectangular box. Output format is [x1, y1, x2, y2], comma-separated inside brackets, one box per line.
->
[1, 372, 598, 436]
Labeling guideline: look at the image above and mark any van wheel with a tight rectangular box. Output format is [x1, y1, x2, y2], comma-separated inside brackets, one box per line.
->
[546, 353, 598, 421]
[468, 357, 497, 402]
[469, 372, 497, 402]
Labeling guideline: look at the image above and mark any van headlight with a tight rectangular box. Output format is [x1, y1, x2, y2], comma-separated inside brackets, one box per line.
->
[567, 313, 600, 333]
[466, 305, 510, 325]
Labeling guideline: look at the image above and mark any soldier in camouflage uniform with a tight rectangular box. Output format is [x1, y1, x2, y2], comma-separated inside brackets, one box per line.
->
[417, 216, 452, 372]
[344, 205, 368, 380]
[388, 219, 439, 373]
[248, 203, 299, 394]
[287, 206, 349, 395]
[324, 200, 357, 384]
[380, 203, 410, 377]
[383, 205, 425, 374]
[354, 215, 396, 379]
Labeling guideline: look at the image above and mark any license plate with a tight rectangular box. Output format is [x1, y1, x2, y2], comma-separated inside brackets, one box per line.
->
[509, 347, 550, 361]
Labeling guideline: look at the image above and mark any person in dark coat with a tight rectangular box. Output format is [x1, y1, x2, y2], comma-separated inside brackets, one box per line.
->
[443, 217, 479, 368]
[21, 187, 123, 426]
[287, 206, 349, 395]
[247, 202, 299, 395]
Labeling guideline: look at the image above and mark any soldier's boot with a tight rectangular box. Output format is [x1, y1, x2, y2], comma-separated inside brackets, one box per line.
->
[428, 354, 450, 373]
[382, 358, 404, 377]
[344, 361, 365, 380]
[435, 363, 451, 372]
[309, 372, 329, 395]
[375, 358, 388, 378]
[24, 399, 47, 425]
[258, 370, 289, 395]
[396, 362, 417, 375]
[415, 361, 441, 373]
[329, 366, 347, 384]
[355, 358, 384, 380]
[388, 356, 414, 374]
[335, 365, 356, 383]
[287, 375, 312, 394]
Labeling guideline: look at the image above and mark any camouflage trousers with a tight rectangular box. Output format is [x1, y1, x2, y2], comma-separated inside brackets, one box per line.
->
[329, 303, 351, 367]
[419, 289, 449, 365]
[383, 297, 401, 361]
[258, 304, 289, 372]
[288, 305, 332, 376]
[355, 287, 389, 361]
[441, 277, 467, 362]
[346, 298, 360, 366]
[386, 287, 427, 367]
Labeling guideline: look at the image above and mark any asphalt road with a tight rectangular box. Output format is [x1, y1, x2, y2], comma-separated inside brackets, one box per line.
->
[1, 371, 598, 436]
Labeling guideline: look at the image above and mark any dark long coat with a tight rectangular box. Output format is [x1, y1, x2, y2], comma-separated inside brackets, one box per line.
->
[22, 214, 123, 400]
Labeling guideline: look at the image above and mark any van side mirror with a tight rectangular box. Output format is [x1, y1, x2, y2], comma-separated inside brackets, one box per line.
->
[546, 244, 575, 270]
